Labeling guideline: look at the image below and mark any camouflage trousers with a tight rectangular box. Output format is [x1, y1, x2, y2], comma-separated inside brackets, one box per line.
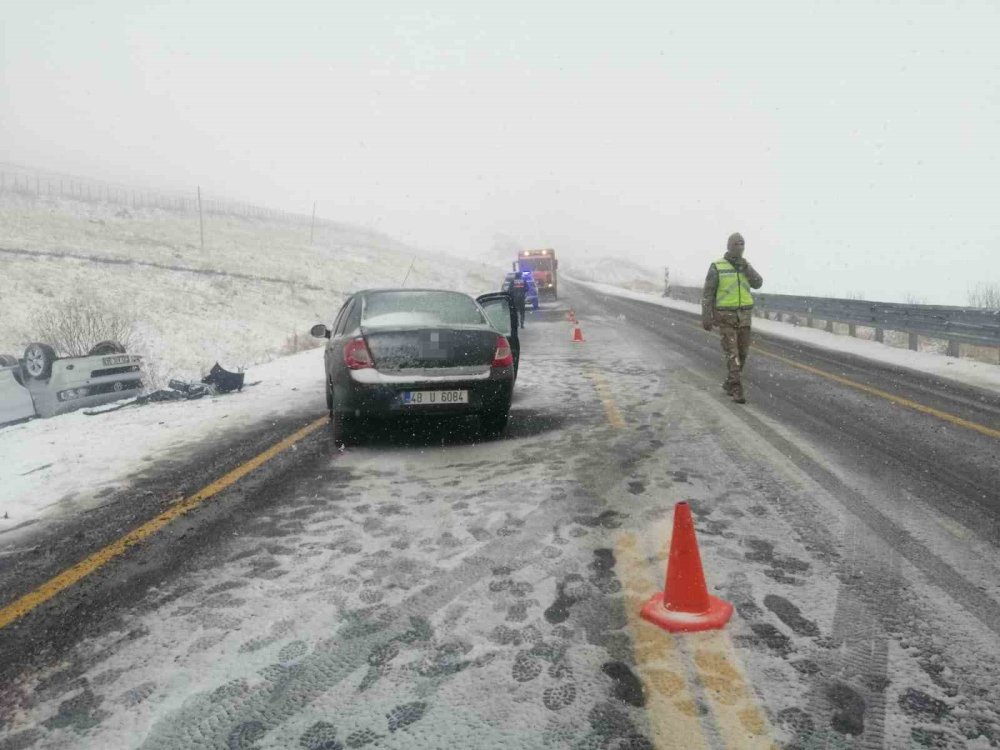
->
[719, 324, 752, 390]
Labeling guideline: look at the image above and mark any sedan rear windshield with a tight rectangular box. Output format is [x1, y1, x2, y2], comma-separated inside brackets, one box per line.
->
[362, 291, 486, 328]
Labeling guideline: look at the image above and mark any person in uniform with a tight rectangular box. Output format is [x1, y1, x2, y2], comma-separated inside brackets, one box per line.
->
[701, 232, 763, 403]
[509, 271, 528, 327]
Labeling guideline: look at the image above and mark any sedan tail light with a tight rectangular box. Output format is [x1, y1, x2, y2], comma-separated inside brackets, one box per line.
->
[343, 337, 374, 369]
[491, 336, 514, 368]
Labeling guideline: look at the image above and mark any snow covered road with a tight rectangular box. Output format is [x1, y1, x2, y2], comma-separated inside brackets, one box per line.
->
[2, 287, 999, 749]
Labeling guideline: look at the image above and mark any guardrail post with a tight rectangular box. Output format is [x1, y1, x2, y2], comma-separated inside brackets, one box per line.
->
[908, 333, 919, 351]
[825, 319, 834, 333]
[947, 340, 960, 358]
[807, 314, 813, 328]
[848, 324, 856, 337]
[875, 328, 884, 343]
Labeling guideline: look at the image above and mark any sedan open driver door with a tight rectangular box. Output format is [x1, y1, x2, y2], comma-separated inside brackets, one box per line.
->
[476, 293, 520, 379]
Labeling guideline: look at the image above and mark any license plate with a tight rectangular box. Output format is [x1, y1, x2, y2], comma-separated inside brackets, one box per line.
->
[402, 390, 468, 406]
[102, 355, 131, 366]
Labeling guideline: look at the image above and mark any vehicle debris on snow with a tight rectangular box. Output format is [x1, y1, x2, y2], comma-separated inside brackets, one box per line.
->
[83, 363, 251, 415]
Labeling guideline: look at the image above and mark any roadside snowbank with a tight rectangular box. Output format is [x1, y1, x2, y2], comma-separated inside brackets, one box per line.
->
[574, 279, 1000, 394]
[0, 348, 324, 536]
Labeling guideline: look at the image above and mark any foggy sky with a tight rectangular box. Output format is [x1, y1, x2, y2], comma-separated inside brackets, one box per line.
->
[3, 1, 998, 303]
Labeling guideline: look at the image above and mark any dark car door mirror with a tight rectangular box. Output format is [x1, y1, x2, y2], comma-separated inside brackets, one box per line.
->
[310, 323, 331, 339]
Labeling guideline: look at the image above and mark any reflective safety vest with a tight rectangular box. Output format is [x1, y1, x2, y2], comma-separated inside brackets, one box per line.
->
[714, 259, 754, 309]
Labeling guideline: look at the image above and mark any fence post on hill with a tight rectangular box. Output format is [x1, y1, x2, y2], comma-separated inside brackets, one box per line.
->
[197, 186, 205, 252]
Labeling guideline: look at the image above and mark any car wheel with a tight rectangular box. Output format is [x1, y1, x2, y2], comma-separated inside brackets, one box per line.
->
[88, 340, 127, 356]
[23, 343, 57, 380]
[330, 410, 357, 448]
[0, 354, 18, 367]
[480, 408, 509, 438]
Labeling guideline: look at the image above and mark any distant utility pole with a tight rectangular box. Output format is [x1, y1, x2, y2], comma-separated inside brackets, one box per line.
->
[310, 201, 317, 244]
[197, 186, 205, 252]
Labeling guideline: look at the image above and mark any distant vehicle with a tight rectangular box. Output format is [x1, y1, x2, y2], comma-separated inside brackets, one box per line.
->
[520, 270, 541, 310]
[500, 272, 520, 294]
[0, 342, 144, 426]
[502, 270, 539, 311]
[517, 248, 558, 299]
[311, 289, 518, 446]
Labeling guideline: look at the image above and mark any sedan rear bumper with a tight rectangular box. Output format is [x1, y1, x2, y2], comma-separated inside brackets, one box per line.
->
[340, 367, 514, 417]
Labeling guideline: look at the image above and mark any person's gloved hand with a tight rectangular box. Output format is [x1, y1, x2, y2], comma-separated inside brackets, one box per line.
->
[702, 319, 713, 331]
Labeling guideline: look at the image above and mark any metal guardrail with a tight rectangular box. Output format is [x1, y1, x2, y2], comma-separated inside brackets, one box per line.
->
[667, 285, 1000, 357]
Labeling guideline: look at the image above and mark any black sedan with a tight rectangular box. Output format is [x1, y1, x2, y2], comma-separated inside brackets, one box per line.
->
[311, 289, 519, 445]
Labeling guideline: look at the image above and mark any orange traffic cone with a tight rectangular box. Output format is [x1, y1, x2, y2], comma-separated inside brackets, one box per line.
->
[640, 501, 733, 633]
[571, 325, 585, 343]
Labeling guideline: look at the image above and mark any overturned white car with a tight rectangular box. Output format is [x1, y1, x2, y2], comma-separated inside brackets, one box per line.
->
[0, 342, 143, 426]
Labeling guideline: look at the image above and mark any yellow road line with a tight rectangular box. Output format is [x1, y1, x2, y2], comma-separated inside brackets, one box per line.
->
[755, 347, 1000, 440]
[616, 531, 710, 749]
[689, 632, 778, 749]
[619, 525, 778, 749]
[0, 416, 329, 630]
[588, 372, 625, 429]
[936, 516, 970, 540]
[674, 314, 998, 440]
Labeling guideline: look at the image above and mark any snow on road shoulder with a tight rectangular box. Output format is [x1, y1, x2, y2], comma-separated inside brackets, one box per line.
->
[574, 279, 1000, 395]
[0, 348, 324, 537]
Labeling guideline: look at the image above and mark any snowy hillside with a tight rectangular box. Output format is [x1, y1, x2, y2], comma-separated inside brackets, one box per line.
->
[0, 193, 502, 383]
[562, 256, 663, 294]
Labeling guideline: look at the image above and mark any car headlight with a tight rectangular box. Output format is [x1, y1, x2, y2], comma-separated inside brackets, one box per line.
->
[58, 387, 90, 401]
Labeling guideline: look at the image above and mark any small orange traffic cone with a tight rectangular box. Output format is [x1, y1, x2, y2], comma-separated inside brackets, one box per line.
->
[571, 325, 585, 343]
[640, 501, 733, 633]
